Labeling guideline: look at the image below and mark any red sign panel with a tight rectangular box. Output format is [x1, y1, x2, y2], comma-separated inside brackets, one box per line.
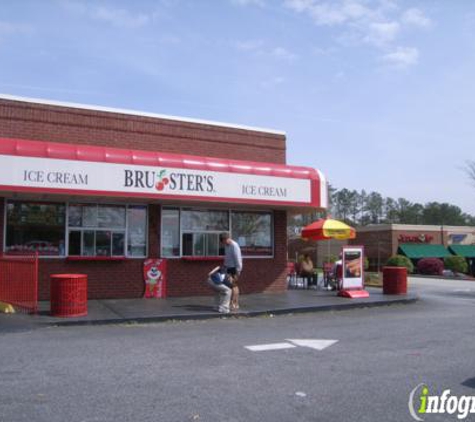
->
[143, 259, 167, 299]
[398, 234, 433, 244]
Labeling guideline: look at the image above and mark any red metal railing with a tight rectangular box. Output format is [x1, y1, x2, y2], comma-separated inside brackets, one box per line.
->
[0, 253, 38, 314]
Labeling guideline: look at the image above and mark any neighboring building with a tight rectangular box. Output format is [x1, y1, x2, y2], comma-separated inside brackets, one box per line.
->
[351, 224, 475, 272]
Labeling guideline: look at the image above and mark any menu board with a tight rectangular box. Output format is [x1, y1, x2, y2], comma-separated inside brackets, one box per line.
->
[341, 246, 364, 290]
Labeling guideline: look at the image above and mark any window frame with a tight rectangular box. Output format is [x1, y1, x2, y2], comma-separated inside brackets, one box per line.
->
[3, 199, 67, 258]
[3, 199, 148, 259]
[160, 205, 274, 259]
[231, 210, 274, 258]
[66, 202, 148, 259]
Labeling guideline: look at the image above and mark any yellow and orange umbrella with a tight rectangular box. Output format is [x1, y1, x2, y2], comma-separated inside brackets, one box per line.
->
[301, 218, 356, 241]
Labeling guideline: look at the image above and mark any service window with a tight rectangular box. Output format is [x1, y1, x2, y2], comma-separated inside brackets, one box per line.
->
[67, 204, 147, 258]
[160, 207, 273, 258]
[5, 201, 66, 256]
[161, 208, 180, 257]
[231, 211, 273, 256]
[181, 209, 228, 257]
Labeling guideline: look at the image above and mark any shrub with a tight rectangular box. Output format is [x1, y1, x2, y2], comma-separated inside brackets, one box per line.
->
[417, 258, 444, 276]
[386, 255, 414, 273]
[444, 256, 468, 274]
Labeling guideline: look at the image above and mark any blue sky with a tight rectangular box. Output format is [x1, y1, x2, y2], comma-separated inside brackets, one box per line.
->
[1, 0, 475, 214]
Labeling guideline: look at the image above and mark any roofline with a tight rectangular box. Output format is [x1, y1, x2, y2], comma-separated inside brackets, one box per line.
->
[0, 93, 286, 136]
[356, 223, 475, 232]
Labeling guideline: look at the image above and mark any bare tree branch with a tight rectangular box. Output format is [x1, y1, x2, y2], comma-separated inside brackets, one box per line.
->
[467, 160, 475, 186]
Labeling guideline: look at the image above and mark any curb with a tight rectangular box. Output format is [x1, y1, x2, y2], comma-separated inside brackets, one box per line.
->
[44, 295, 419, 327]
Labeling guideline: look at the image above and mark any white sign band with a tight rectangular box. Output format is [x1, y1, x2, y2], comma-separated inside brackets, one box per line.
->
[0, 155, 312, 204]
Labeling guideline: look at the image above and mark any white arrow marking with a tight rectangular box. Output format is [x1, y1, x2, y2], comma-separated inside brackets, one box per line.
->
[286, 339, 338, 350]
[245, 342, 296, 352]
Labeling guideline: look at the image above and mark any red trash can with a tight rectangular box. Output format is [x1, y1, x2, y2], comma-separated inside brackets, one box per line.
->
[50, 274, 88, 317]
[382, 267, 407, 295]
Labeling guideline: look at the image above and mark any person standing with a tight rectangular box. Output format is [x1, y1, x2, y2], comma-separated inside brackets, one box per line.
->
[220, 232, 243, 310]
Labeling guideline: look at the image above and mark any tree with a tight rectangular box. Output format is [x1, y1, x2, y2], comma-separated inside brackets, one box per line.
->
[384, 197, 398, 224]
[326, 186, 475, 227]
[347, 190, 360, 225]
[467, 161, 475, 186]
[365, 191, 384, 224]
[422, 202, 467, 225]
[333, 188, 353, 223]
[358, 189, 368, 225]
[327, 183, 338, 217]
[395, 198, 414, 224]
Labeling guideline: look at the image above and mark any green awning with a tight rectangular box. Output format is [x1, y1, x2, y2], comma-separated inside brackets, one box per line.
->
[449, 245, 475, 258]
[398, 244, 452, 259]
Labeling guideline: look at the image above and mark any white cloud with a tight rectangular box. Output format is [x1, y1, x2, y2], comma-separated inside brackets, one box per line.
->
[92, 7, 150, 28]
[231, 0, 265, 6]
[284, 0, 373, 26]
[284, 0, 314, 13]
[261, 76, 285, 89]
[235, 41, 297, 61]
[381, 46, 419, 68]
[0, 21, 33, 35]
[364, 21, 400, 47]
[235, 39, 265, 51]
[158, 35, 181, 45]
[284, 0, 431, 68]
[59, 1, 151, 29]
[58, 0, 87, 15]
[402, 8, 432, 28]
[271, 47, 298, 60]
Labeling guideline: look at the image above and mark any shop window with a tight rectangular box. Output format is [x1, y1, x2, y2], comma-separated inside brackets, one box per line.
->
[160, 207, 273, 258]
[5, 201, 66, 256]
[68, 231, 81, 256]
[231, 211, 273, 256]
[127, 206, 147, 257]
[182, 232, 222, 256]
[181, 208, 228, 257]
[181, 209, 229, 231]
[161, 208, 180, 257]
[67, 204, 146, 258]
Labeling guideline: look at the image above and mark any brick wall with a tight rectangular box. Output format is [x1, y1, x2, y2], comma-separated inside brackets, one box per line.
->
[0, 98, 288, 300]
[29, 208, 287, 300]
[162, 210, 288, 297]
[0, 98, 286, 163]
[352, 228, 448, 271]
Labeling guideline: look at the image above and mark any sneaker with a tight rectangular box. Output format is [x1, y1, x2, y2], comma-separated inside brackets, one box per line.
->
[218, 308, 230, 314]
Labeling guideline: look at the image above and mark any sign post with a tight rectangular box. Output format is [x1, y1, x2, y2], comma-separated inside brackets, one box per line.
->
[338, 246, 369, 299]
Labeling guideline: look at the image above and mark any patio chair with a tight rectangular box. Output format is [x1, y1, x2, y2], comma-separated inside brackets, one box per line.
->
[287, 262, 306, 289]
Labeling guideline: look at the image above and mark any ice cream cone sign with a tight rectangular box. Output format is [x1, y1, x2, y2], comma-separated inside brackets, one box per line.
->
[143, 259, 167, 298]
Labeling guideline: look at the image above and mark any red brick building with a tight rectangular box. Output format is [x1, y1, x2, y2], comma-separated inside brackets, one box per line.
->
[0, 95, 327, 300]
[351, 224, 475, 271]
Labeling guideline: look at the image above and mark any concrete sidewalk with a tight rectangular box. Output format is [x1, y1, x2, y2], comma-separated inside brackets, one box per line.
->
[0, 287, 417, 330]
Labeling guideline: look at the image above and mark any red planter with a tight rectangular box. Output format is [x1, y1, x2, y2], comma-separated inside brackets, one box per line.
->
[382, 267, 407, 295]
[50, 274, 88, 317]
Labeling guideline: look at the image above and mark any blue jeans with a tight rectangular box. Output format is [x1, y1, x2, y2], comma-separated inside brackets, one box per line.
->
[207, 278, 231, 313]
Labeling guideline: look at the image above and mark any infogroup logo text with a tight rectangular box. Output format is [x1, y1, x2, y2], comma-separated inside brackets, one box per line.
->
[409, 383, 475, 420]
